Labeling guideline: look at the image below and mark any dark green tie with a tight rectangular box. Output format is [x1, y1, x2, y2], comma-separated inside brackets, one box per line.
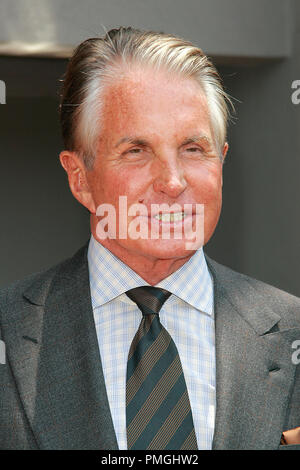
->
[126, 286, 198, 450]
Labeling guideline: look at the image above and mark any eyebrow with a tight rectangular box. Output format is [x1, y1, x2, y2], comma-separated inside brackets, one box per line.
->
[181, 135, 213, 147]
[115, 134, 213, 148]
[115, 137, 148, 148]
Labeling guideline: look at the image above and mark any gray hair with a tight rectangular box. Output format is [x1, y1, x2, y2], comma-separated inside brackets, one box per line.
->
[59, 26, 233, 169]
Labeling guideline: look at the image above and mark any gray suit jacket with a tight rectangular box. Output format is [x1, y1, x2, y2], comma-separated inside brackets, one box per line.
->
[0, 244, 300, 450]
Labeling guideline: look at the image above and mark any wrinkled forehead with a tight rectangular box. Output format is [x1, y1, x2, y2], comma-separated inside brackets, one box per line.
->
[97, 66, 213, 144]
[102, 63, 207, 109]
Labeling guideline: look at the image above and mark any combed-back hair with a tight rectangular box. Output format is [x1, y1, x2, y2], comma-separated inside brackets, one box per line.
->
[59, 26, 233, 169]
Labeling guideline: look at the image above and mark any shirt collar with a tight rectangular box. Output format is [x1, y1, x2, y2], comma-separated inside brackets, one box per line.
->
[87, 235, 213, 315]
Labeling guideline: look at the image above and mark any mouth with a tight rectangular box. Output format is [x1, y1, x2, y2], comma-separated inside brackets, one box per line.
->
[153, 211, 188, 223]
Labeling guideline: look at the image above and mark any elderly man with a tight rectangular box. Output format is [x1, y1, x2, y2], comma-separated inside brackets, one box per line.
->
[0, 27, 300, 451]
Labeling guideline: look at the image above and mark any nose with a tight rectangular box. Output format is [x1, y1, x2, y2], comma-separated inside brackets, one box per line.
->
[153, 158, 187, 198]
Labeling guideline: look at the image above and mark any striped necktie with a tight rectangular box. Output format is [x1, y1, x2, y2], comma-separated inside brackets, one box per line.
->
[126, 286, 198, 450]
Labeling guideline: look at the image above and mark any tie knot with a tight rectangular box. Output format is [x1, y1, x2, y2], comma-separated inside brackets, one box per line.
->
[126, 286, 171, 316]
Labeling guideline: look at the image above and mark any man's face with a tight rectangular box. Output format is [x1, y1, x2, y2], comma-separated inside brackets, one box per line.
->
[86, 66, 227, 263]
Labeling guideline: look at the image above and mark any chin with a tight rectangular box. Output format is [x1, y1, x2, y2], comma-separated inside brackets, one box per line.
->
[129, 238, 203, 260]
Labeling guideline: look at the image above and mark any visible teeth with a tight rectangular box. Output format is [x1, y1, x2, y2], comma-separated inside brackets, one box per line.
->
[154, 212, 185, 222]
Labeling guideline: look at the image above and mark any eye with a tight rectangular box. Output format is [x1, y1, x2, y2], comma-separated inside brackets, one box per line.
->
[186, 147, 201, 152]
[181, 145, 211, 160]
[128, 148, 142, 154]
[183, 146, 205, 155]
[121, 147, 149, 162]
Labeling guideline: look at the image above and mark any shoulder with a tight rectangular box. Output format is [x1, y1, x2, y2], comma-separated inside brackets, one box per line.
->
[0, 265, 57, 309]
[205, 254, 300, 326]
[0, 243, 89, 319]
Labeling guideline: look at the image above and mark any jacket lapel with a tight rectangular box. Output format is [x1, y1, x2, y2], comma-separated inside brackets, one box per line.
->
[5, 245, 118, 449]
[206, 256, 300, 449]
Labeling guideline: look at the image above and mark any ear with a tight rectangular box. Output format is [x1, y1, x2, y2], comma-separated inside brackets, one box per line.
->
[220, 142, 229, 187]
[222, 142, 229, 162]
[59, 150, 96, 213]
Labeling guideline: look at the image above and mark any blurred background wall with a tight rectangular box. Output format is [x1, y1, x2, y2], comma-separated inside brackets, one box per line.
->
[0, 0, 299, 296]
